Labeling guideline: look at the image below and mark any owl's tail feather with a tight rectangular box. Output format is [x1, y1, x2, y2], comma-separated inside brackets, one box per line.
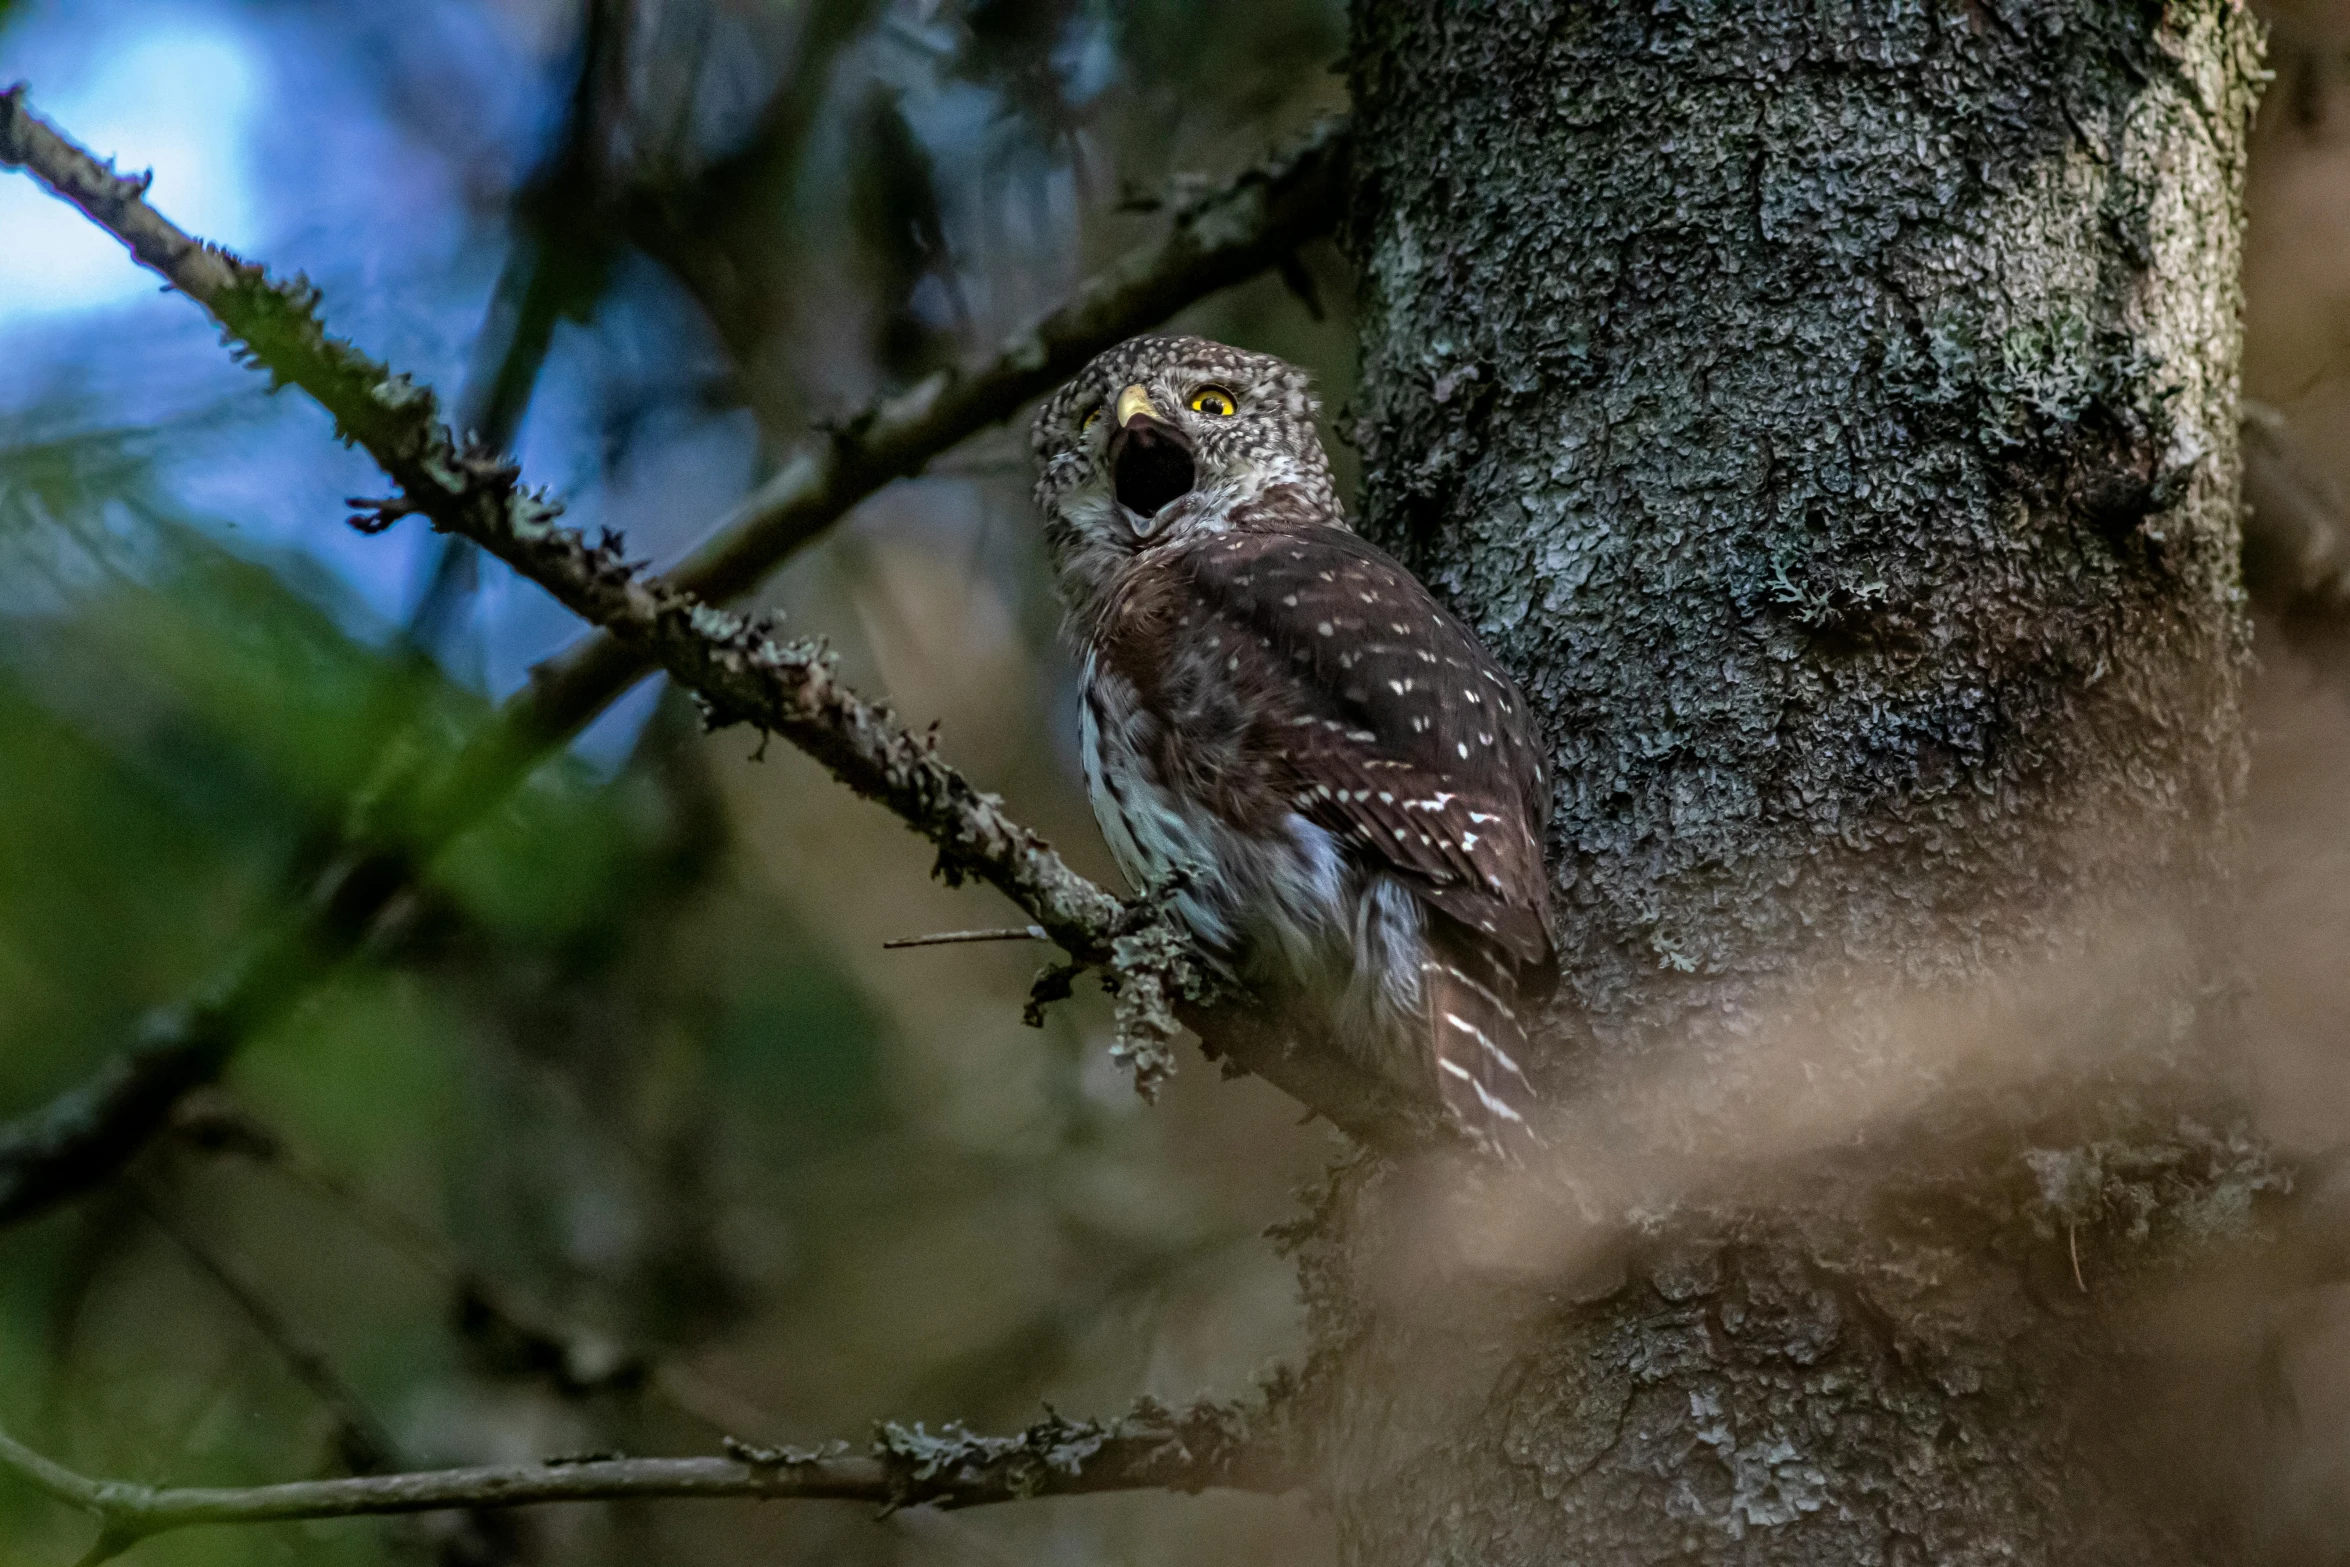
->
[1422, 927, 1542, 1160]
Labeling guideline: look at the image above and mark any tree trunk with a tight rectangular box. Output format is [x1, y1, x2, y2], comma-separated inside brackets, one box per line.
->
[1315, 3, 2270, 1560]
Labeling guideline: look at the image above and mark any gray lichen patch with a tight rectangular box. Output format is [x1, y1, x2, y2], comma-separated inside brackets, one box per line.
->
[2022, 1119, 2290, 1250]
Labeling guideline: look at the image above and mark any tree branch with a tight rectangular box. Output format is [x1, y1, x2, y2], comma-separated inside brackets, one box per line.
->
[614, 0, 890, 357]
[0, 88, 1427, 1227]
[0, 86, 1343, 965]
[0, 1397, 1293, 1560]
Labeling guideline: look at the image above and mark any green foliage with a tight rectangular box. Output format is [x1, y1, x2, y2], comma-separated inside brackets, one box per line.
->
[0, 418, 902, 1562]
[707, 918, 893, 1145]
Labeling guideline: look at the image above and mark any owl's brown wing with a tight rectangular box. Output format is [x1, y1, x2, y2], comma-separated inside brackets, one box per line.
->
[1096, 516, 1554, 972]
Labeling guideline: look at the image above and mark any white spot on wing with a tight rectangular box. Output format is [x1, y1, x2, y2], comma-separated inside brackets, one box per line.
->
[1469, 1079, 1526, 1123]
[1443, 1012, 1523, 1078]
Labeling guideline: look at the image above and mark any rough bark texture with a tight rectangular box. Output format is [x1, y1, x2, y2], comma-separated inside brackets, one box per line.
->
[1318, 3, 2268, 1562]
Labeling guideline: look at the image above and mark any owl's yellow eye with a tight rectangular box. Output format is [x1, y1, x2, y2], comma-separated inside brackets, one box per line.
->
[1188, 386, 1238, 418]
[1080, 405, 1101, 434]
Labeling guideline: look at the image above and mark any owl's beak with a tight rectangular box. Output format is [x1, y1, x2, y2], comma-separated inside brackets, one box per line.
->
[1109, 383, 1195, 528]
[1114, 384, 1161, 427]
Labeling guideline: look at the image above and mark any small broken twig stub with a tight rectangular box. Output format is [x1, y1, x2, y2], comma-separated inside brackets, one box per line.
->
[883, 925, 1051, 949]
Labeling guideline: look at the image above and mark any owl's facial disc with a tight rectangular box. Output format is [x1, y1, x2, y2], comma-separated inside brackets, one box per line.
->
[1108, 388, 1194, 530]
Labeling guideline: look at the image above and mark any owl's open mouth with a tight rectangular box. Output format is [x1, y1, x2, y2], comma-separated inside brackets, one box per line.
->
[1110, 415, 1195, 525]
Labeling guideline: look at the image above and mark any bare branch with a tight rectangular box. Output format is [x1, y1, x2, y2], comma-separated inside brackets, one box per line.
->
[615, 0, 891, 355]
[0, 1397, 1295, 1557]
[0, 90, 1410, 1227]
[411, 0, 626, 652]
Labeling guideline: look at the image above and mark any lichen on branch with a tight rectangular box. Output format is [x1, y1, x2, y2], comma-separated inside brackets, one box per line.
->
[0, 1395, 1296, 1560]
[0, 85, 1430, 1152]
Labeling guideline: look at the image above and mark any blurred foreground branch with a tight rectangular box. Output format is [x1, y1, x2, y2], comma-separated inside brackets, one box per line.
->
[0, 1397, 1294, 1564]
[0, 89, 1429, 1226]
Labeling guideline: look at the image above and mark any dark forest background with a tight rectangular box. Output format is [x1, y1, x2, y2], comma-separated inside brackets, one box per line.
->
[7, 1, 2350, 1563]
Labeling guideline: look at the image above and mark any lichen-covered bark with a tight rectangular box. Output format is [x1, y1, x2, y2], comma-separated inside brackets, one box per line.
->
[1321, 2, 2266, 1561]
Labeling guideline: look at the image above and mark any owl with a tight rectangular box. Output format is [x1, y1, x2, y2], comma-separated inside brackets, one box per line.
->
[1030, 334, 1556, 1155]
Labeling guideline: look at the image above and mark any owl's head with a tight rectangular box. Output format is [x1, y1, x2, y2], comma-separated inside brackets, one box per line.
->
[1030, 334, 1340, 611]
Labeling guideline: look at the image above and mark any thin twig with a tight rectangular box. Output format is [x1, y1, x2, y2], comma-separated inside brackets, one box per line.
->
[0, 1397, 1294, 1558]
[0, 92, 1408, 1233]
[411, 0, 622, 654]
[615, 0, 888, 357]
[170, 1097, 770, 1433]
[131, 1186, 403, 1476]
[883, 925, 1051, 949]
